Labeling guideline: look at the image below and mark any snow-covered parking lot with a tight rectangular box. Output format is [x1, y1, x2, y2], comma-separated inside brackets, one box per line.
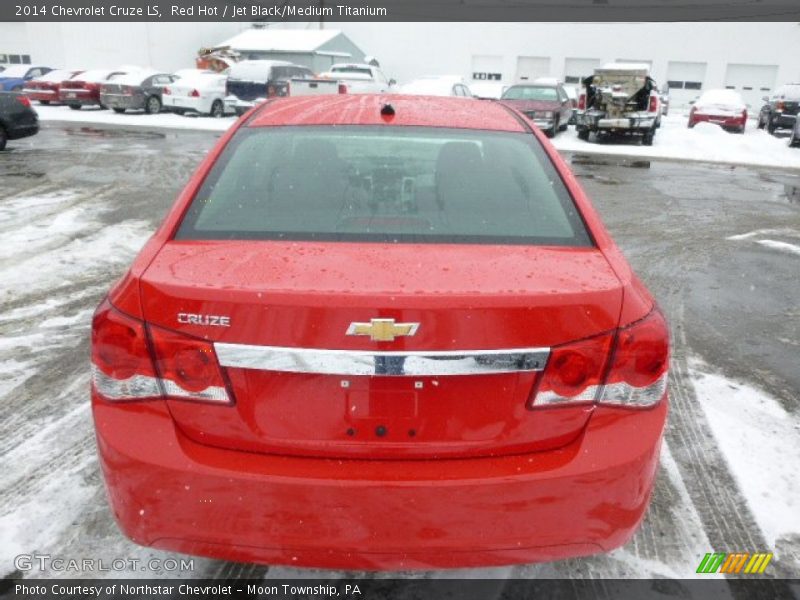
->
[0, 120, 799, 589]
[33, 103, 800, 171]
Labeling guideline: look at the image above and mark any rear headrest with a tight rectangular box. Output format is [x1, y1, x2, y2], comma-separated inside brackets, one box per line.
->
[293, 139, 340, 166]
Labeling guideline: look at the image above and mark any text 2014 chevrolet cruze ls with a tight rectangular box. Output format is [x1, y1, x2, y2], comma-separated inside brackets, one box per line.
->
[91, 94, 669, 570]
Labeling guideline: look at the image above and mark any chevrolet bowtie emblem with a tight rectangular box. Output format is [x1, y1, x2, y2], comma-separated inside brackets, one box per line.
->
[346, 318, 420, 342]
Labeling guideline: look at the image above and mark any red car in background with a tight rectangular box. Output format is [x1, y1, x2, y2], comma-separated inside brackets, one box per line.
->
[91, 94, 669, 570]
[688, 89, 748, 133]
[23, 69, 83, 105]
[58, 69, 129, 109]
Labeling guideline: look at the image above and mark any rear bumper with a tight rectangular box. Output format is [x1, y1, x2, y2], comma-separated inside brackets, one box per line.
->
[58, 91, 99, 105]
[100, 93, 145, 110]
[690, 113, 746, 129]
[577, 111, 656, 132]
[7, 120, 39, 140]
[771, 113, 797, 129]
[94, 390, 667, 570]
[23, 89, 57, 102]
[163, 96, 211, 113]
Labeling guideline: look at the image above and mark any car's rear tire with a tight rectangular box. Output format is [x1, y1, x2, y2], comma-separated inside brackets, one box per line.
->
[0, 126, 7, 151]
[577, 128, 590, 141]
[767, 119, 777, 135]
[173, 108, 186, 116]
[112, 107, 126, 114]
[559, 118, 568, 132]
[790, 130, 799, 148]
[210, 100, 224, 118]
[145, 96, 161, 115]
[757, 115, 766, 129]
[642, 128, 655, 146]
[68, 104, 81, 110]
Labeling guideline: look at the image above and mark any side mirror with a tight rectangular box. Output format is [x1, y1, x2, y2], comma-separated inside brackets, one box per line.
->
[389, 79, 396, 86]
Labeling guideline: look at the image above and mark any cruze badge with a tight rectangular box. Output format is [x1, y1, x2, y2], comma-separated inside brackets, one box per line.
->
[346, 318, 419, 342]
[177, 313, 231, 327]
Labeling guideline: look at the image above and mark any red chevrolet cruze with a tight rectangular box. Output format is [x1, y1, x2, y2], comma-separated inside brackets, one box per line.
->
[91, 94, 669, 570]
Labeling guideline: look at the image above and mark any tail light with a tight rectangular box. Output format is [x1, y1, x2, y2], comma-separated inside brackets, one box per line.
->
[648, 94, 659, 113]
[16, 95, 32, 108]
[776, 101, 785, 111]
[338, 83, 348, 94]
[122, 85, 134, 95]
[91, 300, 232, 404]
[578, 93, 586, 110]
[529, 309, 669, 409]
[189, 89, 200, 98]
[149, 324, 231, 403]
[163, 86, 171, 95]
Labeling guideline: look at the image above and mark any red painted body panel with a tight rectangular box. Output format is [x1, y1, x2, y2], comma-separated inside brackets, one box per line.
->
[92, 94, 667, 568]
[140, 242, 622, 459]
[247, 94, 527, 131]
[689, 111, 747, 130]
[93, 391, 666, 570]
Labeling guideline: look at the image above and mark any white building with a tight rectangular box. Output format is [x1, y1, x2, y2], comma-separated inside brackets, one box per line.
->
[2, 22, 799, 108]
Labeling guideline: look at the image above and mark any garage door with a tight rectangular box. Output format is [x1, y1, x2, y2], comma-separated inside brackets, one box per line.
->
[471, 55, 503, 82]
[515, 56, 550, 83]
[724, 64, 778, 108]
[564, 57, 601, 86]
[666, 61, 708, 108]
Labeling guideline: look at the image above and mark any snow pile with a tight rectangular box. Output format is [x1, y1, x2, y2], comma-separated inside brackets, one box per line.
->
[35, 104, 234, 132]
[554, 116, 800, 169]
[727, 228, 800, 258]
[689, 357, 800, 546]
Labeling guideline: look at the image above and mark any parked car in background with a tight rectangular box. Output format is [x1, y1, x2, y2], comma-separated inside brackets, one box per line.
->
[225, 60, 314, 116]
[0, 65, 53, 91]
[23, 69, 83, 105]
[90, 94, 669, 570]
[688, 89, 747, 133]
[0, 91, 39, 150]
[469, 81, 505, 100]
[500, 81, 572, 137]
[399, 75, 473, 97]
[100, 70, 175, 114]
[319, 62, 395, 94]
[576, 63, 661, 145]
[173, 68, 214, 80]
[58, 69, 130, 110]
[163, 72, 232, 117]
[757, 83, 800, 134]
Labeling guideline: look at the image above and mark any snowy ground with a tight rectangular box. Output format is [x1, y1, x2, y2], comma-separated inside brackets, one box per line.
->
[0, 125, 798, 588]
[34, 103, 800, 170]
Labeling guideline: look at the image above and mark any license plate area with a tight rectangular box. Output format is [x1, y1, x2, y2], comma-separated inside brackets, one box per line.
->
[347, 389, 418, 420]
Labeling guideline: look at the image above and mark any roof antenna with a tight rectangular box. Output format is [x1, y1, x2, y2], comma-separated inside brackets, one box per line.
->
[380, 103, 395, 117]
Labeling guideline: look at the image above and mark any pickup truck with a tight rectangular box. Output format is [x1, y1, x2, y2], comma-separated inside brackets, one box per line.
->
[224, 60, 314, 116]
[575, 63, 661, 145]
[287, 78, 348, 96]
[317, 63, 395, 94]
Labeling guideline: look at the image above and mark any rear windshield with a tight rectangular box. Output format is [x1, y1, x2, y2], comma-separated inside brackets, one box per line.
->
[330, 66, 373, 76]
[176, 126, 592, 246]
[502, 86, 559, 101]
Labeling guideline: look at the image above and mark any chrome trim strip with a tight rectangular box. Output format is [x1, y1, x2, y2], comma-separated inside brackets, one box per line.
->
[214, 344, 550, 377]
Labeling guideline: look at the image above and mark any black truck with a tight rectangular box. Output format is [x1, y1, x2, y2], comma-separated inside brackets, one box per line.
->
[0, 91, 39, 151]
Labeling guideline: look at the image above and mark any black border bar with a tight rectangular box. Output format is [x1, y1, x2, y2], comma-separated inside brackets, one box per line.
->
[4, 0, 800, 22]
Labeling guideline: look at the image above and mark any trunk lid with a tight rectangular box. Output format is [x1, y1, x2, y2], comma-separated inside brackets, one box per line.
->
[140, 241, 623, 459]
